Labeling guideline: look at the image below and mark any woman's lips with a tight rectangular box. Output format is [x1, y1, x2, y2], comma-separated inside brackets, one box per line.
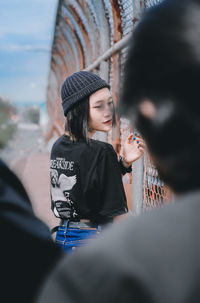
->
[103, 120, 112, 125]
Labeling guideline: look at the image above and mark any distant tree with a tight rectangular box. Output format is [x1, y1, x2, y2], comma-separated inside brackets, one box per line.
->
[0, 97, 17, 149]
[23, 106, 40, 124]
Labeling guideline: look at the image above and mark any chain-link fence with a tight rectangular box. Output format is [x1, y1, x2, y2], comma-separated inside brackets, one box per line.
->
[146, 0, 163, 8]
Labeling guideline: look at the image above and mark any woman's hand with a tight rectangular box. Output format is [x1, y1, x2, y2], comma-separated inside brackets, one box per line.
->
[121, 133, 145, 168]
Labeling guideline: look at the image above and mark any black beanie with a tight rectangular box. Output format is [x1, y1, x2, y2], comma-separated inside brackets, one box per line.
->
[61, 71, 110, 116]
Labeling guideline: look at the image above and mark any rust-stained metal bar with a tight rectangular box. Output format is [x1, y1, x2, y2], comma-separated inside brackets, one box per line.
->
[85, 33, 132, 72]
[108, 0, 122, 153]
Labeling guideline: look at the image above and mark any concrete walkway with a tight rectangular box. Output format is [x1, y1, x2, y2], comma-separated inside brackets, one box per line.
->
[14, 151, 59, 230]
[0, 123, 59, 230]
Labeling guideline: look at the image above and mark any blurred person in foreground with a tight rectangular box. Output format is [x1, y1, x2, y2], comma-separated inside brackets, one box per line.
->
[0, 158, 62, 302]
[36, 0, 200, 302]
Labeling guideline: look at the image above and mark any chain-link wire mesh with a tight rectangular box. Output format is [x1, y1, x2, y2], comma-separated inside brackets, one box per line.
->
[143, 153, 170, 211]
[118, 0, 134, 36]
[118, 0, 135, 99]
[146, 0, 163, 8]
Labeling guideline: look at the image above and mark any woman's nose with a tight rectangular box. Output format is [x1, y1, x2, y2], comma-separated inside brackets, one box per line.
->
[104, 111, 111, 118]
[104, 105, 112, 116]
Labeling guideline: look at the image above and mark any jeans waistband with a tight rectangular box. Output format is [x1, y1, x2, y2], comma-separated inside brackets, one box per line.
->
[60, 220, 100, 229]
[51, 218, 113, 235]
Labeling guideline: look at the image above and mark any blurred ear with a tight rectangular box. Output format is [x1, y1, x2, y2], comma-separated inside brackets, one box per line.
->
[139, 98, 175, 126]
[139, 100, 156, 119]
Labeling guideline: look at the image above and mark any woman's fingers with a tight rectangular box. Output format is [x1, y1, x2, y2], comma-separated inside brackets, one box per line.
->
[131, 136, 145, 145]
[127, 133, 145, 152]
[133, 131, 142, 138]
[127, 133, 134, 142]
[137, 141, 145, 148]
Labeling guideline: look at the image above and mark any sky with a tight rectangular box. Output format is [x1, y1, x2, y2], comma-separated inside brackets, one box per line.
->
[0, 0, 58, 105]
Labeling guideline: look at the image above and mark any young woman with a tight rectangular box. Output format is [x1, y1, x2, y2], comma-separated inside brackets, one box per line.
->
[50, 70, 144, 253]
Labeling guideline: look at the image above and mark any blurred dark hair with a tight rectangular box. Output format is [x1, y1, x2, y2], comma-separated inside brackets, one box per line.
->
[65, 96, 90, 142]
[120, 0, 200, 192]
[65, 96, 116, 143]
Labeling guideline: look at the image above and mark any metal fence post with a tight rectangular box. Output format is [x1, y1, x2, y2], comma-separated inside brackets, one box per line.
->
[132, 155, 144, 215]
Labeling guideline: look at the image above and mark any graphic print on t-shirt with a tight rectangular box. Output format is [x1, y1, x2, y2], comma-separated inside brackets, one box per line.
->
[50, 157, 78, 219]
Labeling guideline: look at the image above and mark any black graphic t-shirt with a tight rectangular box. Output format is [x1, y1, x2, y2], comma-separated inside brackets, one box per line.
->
[50, 135, 128, 223]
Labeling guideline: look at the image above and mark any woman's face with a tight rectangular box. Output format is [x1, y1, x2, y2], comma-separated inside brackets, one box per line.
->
[89, 87, 114, 135]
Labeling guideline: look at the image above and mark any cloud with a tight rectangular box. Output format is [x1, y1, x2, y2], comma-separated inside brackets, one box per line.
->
[0, 75, 47, 103]
[0, 44, 50, 53]
[0, 0, 58, 103]
[0, 0, 57, 40]
[30, 82, 36, 88]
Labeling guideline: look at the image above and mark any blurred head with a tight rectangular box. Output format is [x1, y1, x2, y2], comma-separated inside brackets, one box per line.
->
[62, 71, 116, 142]
[120, 0, 200, 193]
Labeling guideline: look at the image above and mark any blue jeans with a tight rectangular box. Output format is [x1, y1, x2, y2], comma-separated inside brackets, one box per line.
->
[55, 220, 102, 253]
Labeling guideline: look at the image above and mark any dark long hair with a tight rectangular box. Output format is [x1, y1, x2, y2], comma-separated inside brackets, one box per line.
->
[120, 0, 200, 193]
[65, 96, 90, 142]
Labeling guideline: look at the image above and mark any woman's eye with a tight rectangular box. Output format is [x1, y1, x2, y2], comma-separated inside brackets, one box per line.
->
[94, 105, 102, 109]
